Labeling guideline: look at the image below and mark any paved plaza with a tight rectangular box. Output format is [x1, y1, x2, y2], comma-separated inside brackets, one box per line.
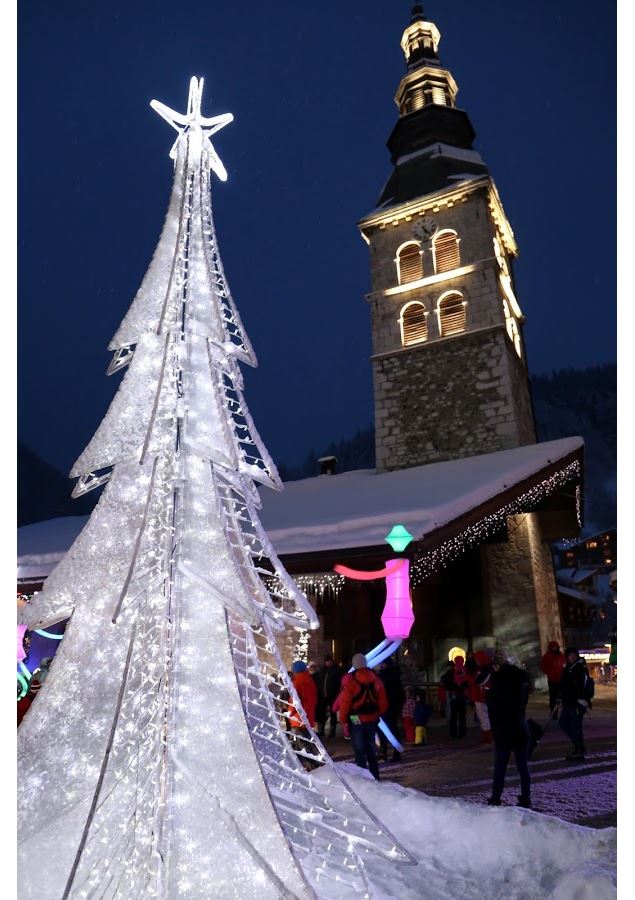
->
[328, 686, 617, 829]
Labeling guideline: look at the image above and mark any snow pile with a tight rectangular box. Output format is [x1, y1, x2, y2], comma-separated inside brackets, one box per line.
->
[323, 764, 617, 900]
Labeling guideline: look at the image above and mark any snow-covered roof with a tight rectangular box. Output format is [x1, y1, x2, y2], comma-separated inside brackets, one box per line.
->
[556, 584, 607, 606]
[555, 567, 599, 585]
[17, 436, 583, 579]
[262, 437, 582, 555]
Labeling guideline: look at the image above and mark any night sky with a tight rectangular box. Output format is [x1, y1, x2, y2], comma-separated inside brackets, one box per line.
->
[18, 1, 616, 478]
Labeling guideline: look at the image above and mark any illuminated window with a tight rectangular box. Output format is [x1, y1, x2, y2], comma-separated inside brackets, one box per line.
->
[587, 541, 598, 549]
[400, 301, 428, 347]
[438, 291, 467, 336]
[433, 230, 461, 273]
[397, 242, 422, 284]
[431, 86, 447, 106]
[410, 87, 425, 111]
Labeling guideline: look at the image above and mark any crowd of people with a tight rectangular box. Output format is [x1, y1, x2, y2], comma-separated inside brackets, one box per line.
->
[282, 642, 594, 810]
[20, 642, 594, 811]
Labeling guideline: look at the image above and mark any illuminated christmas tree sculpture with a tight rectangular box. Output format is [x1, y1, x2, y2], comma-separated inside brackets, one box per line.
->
[18, 78, 414, 898]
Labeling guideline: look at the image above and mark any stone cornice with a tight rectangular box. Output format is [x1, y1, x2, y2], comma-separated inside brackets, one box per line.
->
[359, 176, 518, 256]
[365, 257, 496, 302]
[370, 323, 507, 362]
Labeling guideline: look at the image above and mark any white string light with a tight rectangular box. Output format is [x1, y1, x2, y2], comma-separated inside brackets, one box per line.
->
[410, 460, 581, 584]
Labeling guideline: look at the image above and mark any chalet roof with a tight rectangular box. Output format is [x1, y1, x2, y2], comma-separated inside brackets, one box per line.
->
[17, 436, 583, 583]
[556, 584, 607, 606]
[555, 567, 599, 585]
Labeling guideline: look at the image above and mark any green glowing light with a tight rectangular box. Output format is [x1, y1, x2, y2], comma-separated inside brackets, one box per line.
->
[385, 524, 414, 553]
[19, 661, 32, 679]
[35, 629, 64, 640]
[17, 672, 29, 700]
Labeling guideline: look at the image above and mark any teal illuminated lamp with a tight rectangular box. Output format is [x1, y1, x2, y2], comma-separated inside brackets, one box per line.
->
[385, 524, 414, 553]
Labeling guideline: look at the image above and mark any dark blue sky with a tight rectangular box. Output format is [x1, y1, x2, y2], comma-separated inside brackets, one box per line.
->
[18, 1, 616, 477]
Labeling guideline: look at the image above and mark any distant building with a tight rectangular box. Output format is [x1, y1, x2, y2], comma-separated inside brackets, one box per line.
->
[554, 529, 616, 572]
[553, 529, 617, 649]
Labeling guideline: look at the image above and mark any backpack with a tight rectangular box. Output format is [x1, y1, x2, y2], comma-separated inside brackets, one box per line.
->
[583, 673, 595, 704]
[350, 675, 379, 716]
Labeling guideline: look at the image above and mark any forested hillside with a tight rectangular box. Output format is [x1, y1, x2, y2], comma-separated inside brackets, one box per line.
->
[279, 364, 617, 533]
[19, 365, 616, 532]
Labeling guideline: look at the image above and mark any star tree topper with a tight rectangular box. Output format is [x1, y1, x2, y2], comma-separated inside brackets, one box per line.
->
[150, 76, 233, 180]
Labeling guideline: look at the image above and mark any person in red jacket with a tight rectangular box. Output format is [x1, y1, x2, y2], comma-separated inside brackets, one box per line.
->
[289, 660, 318, 729]
[471, 649, 493, 743]
[338, 653, 388, 780]
[541, 641, 566, 717]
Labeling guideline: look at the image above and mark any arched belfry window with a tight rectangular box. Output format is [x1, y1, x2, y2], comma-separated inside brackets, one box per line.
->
[396, 242, 422, 284]
[432, 230, 461, 273]
[399, 301, 428, 347]
[438, 291, 467, 336]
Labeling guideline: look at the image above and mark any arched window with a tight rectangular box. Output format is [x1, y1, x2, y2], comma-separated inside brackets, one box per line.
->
[432, 230, 461, 273]
[399, 301, 428, 347]
[438, 291, 466, 336]
[397, 242, 422, 284]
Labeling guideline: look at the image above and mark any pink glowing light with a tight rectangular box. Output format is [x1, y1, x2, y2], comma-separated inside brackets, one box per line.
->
[17, 624, 27, 663]
[334, 560, 406, 581]
[382, 558, 414, 639]
[333, 558, 414, 640]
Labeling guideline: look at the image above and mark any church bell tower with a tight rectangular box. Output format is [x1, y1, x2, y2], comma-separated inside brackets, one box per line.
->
[360, 4, 536, 472]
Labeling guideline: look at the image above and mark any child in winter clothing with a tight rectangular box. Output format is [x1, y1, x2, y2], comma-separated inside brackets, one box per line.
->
[414, 690, 432, 744]
[472, 649, 494, 744]
[289, 660, 317, 729]
[402, 686, 416, 743]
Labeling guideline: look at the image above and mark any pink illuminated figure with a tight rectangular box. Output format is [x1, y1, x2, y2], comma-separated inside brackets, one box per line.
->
[334, 558, 414, 641]
[334, 526, 416, 754]
[382, 558, 414, 640]
[17, 624, 28, 663]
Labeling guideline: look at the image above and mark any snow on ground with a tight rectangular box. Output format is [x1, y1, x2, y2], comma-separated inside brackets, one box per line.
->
[321, 764, 616, 900]
[427, 750, 617, 825]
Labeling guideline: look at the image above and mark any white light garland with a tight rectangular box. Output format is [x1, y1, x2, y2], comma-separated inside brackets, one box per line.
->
[411, 460, 581, 584]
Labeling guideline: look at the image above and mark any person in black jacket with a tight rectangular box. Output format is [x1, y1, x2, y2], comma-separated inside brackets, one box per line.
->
[440, 656, 469, 739]
[558, 647, 589, 761]
[315, 655, 342, 738]
[377, 658, 406, 763]
[485, 652, 532, 809]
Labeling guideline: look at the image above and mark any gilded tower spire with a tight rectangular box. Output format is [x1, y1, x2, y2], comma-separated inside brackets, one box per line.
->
[380, 4, 489, 206]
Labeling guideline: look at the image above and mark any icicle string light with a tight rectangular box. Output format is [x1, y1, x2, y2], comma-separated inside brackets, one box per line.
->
[411, 461, 581, 584]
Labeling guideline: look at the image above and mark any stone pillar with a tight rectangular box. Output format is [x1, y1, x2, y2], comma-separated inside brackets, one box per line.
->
[481, 512, 562, 679]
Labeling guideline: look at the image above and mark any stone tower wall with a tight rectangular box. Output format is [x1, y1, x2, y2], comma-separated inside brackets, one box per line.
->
[481, 512, 563, 680]
[373, 328, 535, 470]
[367, 185, 535, 469]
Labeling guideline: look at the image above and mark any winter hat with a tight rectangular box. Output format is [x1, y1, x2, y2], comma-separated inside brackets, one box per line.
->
[291, 660, 307, 673]
[351, 652, 367, 670]
[564, 647, 579, 658]
[474, 650, 492, 667]
[548, 641, 560, 651]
